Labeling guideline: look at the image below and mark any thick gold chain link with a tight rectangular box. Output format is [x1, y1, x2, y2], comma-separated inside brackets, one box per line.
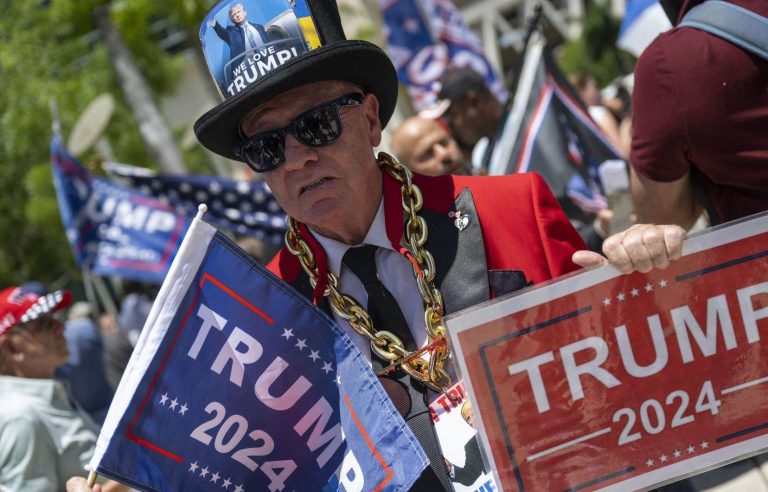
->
[285, 152, 452, 392]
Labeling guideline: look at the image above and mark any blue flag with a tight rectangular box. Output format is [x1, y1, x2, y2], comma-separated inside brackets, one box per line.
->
[105, 162, 287, 246]
[88, 213, 428, 491]
[380, 0, 506, 110]
[617, 0, 671, 57]
[51, 137, 192, 283]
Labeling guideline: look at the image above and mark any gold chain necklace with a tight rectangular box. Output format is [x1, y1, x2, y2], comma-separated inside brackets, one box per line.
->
[285, 152, 452, 392]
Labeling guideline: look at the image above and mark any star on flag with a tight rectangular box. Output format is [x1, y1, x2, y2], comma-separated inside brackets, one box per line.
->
[645, 282, 654, 292]
[282, 328, 294, 340]
[321, 361, 333, 374]
[179, 403, 188, 416]
[159, 393, 169, 405]
[189, 461, 198, 473]
[309, 350, 320, 362]
[169, 398, 178, 410]
[295, 338, 307, 350]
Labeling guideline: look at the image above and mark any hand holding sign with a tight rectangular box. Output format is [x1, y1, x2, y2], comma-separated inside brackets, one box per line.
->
[573, 223, 687, 273]
[449, 213, 768, 491]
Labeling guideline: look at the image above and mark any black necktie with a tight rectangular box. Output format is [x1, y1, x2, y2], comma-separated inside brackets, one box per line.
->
[342, 245, 451, 490]
[341, 245, 415, 351]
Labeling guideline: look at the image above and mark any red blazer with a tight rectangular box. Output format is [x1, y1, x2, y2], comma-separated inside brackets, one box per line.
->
[268, 171, 586, 315]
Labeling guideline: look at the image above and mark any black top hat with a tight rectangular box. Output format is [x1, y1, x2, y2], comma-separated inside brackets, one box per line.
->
[193, 0, 398, 162]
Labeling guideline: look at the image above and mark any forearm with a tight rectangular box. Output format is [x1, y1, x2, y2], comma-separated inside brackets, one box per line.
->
[631, 167, 703, 230]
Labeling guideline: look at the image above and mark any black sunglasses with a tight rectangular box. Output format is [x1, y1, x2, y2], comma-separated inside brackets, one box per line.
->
[234, 93, 364, 173]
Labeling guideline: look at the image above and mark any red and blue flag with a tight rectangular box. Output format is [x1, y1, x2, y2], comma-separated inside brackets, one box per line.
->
[88, 213, 428, 491]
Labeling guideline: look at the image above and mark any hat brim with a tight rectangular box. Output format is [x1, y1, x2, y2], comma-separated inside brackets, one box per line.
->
[194, 41, 398, 162]
[17, 290, 73, 327]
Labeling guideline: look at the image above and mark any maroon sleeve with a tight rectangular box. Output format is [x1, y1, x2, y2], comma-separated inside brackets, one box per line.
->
[630, 35, 692, 182]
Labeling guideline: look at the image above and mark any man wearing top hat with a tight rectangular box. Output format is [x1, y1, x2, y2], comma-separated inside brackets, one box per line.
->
[193, 0, 685, 488]
[69, 0, 686, 489]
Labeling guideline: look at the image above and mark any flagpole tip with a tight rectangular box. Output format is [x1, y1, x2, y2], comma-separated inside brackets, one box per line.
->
[196, 204, 208, 220]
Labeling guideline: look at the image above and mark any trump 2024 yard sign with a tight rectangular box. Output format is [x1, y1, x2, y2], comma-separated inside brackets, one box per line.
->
[447, 213, 768, 491]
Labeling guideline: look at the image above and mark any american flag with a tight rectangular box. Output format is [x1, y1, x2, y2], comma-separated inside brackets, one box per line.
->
[380, 0, 506, 111]
[105, 163, 287, 245]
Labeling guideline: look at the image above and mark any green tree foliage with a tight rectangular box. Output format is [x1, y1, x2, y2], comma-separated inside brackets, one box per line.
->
[0, 0, 214, 287]
[557, 2, 636, 87]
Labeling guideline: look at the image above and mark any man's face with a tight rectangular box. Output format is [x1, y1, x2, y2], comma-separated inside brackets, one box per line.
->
[240, 81, 384, 244]
[1, 315, 68, 379]
[463, 403, 475, 429]
[445, 91, 499, 148]
[393, 118, 467, 176]
[229, 5, 247, 25]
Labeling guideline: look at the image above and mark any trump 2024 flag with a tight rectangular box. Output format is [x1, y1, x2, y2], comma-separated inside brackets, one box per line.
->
[89, 208, 428, 491]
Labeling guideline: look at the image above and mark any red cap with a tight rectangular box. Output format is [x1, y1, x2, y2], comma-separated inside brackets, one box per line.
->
[0, 286, 73, 335]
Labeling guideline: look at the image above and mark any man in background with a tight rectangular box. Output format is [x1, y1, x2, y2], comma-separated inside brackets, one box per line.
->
[56, 301, 114, 425]
[630, 0, 768, 229]
[0, 286, 128, 492]
[390, 116, 471, 176]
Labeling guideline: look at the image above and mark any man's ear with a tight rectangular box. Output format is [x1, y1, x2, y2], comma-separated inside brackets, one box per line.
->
[362, 93, 382, 147]
[0, 334, 21, 363]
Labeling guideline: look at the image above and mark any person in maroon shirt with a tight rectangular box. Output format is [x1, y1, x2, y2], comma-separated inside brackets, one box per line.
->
[630, 0, 768, 229]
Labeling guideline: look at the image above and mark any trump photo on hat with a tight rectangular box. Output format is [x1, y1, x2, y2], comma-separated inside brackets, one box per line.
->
[194, 0, 398, 162]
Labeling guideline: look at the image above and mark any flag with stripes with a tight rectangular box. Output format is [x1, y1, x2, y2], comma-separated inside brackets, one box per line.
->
[88, 211, 428, 491]
[105, 162, 288, 246]
[487, 33, 620, 216]
[51, 137, 191, 283]
[380, 0, 506, 110]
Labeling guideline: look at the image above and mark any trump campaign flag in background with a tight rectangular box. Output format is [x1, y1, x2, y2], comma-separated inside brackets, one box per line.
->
[51, 136, 191, 283]
[88, 209, 428, 491]
[105, 162, 288, 246]
[380, 0, 506, 110]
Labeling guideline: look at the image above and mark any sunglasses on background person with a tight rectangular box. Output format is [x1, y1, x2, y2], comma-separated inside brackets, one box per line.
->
[234, 93, 364, 173]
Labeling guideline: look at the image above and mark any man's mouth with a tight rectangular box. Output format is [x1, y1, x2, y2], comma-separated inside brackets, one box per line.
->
[300, 177, 331, 195]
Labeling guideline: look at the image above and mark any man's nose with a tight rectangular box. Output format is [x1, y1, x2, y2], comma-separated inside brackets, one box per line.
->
[434, 143, 450, 163]
[281, 133, 319, 171]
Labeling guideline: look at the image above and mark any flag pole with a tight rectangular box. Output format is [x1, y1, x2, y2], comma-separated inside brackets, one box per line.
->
[481, 3, 543, 173]
[505, 2, 543, 102]
[87, 470, 98, 487]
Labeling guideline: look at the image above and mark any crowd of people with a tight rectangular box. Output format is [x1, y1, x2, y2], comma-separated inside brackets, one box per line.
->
[1, 0, 766, 490]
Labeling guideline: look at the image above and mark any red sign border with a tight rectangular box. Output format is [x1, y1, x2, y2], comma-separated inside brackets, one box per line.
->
[447, 212, 768, 491]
